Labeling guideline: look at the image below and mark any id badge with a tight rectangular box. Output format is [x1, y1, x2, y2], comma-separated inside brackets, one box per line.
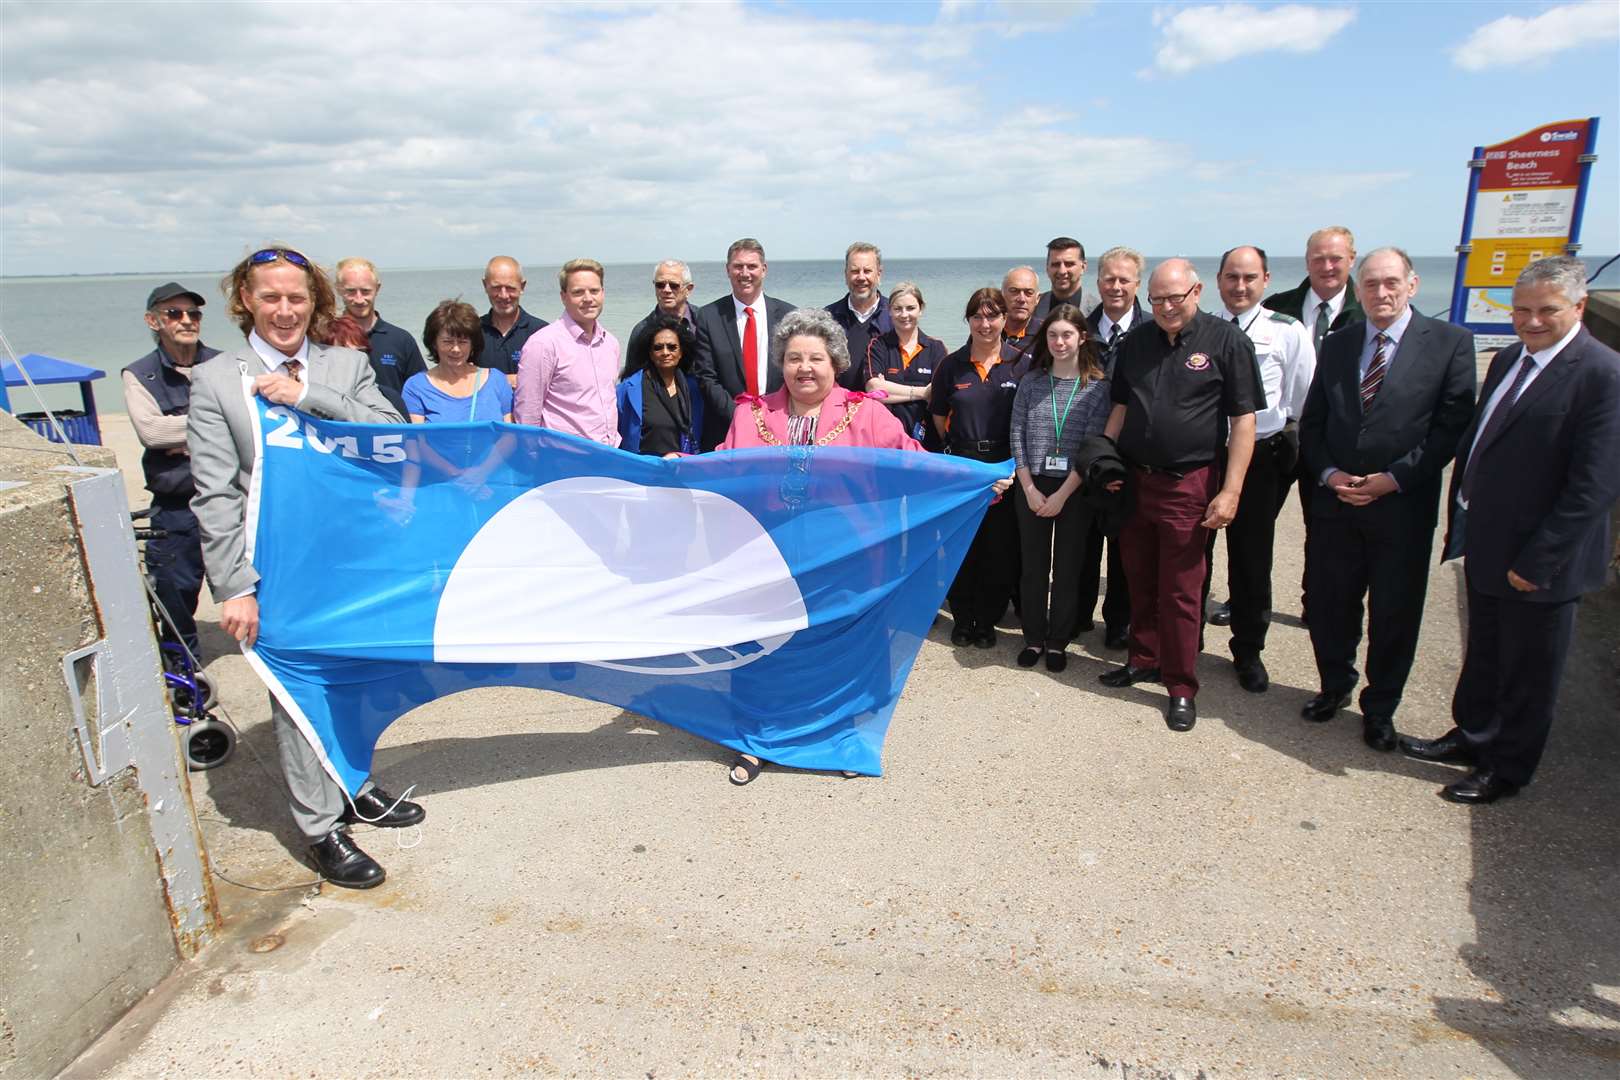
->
[1043, 454, 1069, 473]
[911, 419, 927, 442]
[679, 432, 696, 455]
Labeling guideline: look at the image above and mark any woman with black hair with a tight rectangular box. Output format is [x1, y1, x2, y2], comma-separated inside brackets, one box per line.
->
[616, 312, 704, 456]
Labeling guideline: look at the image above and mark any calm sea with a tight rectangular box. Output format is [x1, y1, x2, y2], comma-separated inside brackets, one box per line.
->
[3, 255, 1615, 416]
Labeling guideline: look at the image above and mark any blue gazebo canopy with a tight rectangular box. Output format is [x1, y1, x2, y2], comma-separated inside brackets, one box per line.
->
[2, 353, 107, 387]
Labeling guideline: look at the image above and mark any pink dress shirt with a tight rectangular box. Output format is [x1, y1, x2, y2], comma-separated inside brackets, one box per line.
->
[719, 388, 924, 451]
[514, 312, 622, 446]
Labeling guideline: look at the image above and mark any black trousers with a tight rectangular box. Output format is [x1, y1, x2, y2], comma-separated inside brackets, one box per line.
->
[1206, 432, 1293, 661]
[147, 503, 204, 658]
[1014, 475, 1094, 649]
[948, 491, 1017, 631]
[1454, 576, 1578, 787]
[1076, 519, 1130, 636]
[1304, 498, 1434, 718]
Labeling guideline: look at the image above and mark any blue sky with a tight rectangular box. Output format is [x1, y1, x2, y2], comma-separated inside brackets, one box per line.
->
[0, 1, 1615, 276]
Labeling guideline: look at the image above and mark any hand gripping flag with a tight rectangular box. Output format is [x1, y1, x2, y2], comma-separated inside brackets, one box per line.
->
[242, 398, 1004, 791]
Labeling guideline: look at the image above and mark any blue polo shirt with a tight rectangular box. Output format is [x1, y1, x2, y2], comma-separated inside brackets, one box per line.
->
[366, 313, 427, 416]
[479, 307, 548, 375]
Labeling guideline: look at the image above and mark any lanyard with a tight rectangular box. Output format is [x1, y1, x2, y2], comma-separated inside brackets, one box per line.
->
[468, 368, 483, 418]
[1050, 374, 1081, 442]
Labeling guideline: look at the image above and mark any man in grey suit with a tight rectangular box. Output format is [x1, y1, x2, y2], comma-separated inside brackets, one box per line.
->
[188, 245, 420, 889]
[691, 238, 795, 449]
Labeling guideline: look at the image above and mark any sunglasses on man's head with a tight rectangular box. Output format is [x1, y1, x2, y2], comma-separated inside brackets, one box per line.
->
[249, 247, 311, 270]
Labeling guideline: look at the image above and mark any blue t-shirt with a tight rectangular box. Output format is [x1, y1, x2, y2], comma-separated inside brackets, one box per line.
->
[402, 370, 514, 423]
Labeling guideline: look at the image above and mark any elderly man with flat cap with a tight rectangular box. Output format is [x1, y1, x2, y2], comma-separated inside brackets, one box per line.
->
[122, 282, 221, 659]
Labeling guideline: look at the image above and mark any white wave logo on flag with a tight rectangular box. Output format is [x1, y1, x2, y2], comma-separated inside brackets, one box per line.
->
[434, 476, 808, 671]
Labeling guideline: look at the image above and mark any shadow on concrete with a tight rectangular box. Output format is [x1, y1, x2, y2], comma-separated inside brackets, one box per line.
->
[1428, 587, 1620, 1074]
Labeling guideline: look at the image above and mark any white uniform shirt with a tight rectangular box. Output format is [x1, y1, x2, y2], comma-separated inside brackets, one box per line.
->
[1225, 306, 1316, 438]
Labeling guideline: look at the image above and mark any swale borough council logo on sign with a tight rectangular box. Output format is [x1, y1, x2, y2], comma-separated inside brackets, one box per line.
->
[1185, 353, 1211, 371]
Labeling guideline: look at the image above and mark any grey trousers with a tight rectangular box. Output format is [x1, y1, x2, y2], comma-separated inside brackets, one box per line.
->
[270, 693, 371, 839]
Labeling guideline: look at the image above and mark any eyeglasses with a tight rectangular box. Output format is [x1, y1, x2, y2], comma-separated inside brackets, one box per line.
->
[160, 308, 202, 322]
[653, 281, 687, 292]
[1148, 289, 1196, 307]
[249, 247, 311, 270]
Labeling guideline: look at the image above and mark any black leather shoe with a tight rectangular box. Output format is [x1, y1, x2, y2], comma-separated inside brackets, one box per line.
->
[340, 787, 425, 828]
[1045, 650, 1067, 673]
[1440, 769, 1520, 805]
[950, 624, 974, 646]
[973, 627, 997, 649]
[1206, 601, 1232, 626]
[1104, 627, 1129, 650]
[1166, 696, 1196, 731]
[1400, 728, 1477, 766]
[1098, 664, 1161, 688]
[308, 829, 385, 889]
[1362, 715, 1397, 752]
[1300, 690, 1351, 722]
[1234, 656, 1269, 693]
[1016, 646, 1042, 668]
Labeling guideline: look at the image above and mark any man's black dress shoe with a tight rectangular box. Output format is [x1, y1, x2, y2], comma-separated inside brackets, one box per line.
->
[1399, 728, 1476, 766]
[1206, 601, 1232, 626]
[309, 829, 385, 889]
[340, 787, 426, 828]
[1098, 664, 1162, 688]
[1234, 656, 1269, 693]
[1300, 690, 1351, 722]
[950, 624, 974, 646]
[1440, 769, 1520, 805]
[1362, 715, 1397, 752]
[973, 627, 997, 648]
[1016, 646, 1042, 668]
[1165, 696, 1196, 731]
[1045, 650, 1068, 674]
[1104, 627, 1129, 650]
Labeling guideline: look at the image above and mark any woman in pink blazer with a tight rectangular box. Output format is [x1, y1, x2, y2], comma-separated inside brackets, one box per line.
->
[718, 308, 1009, 785]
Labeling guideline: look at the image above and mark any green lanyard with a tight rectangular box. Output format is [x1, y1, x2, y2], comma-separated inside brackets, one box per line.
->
[1049, 374, 1081, 443]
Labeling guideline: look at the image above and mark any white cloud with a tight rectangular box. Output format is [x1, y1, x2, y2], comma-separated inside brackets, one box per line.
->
[1450, 1, 1619, 71]
[1144, 4, 1355, 76]
[0, 0, 1177, 275]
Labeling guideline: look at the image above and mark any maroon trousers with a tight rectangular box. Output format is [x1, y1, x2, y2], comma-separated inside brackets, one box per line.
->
[1120, 465, 1217, 698]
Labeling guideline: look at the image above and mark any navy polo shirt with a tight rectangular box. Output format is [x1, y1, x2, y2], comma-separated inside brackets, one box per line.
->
[365, 314, 427, 415]
[929, 340, 1033, 448]
[867, 330, 947, 447]
[480, 307, 548, 375]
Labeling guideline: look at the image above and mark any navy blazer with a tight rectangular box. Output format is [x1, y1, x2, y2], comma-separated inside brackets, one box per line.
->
[692, 293, 795, 448]
[1443, 327, 1620, 602]
[1298, 310, 1476, 528]
[615, 371, 705, 455]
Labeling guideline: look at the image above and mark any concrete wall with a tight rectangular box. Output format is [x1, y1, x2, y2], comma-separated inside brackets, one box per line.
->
[0, 413, 216, 1079]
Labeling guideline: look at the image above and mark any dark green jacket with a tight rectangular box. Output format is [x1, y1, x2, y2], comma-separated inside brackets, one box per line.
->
[1262, 277, 1365, 332]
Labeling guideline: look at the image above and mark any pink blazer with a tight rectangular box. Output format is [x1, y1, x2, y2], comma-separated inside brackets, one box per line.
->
[719, 388, 925, 452]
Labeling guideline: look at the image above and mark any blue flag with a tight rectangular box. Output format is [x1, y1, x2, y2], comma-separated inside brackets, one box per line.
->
[243, 399, 1003, 792]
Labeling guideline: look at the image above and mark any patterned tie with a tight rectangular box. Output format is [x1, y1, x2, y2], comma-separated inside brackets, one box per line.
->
[742, 306, 759, 396]
[1359, 332, 1389, 410]
[1313, 300, 1330, 353]
[284, 358, 303, 381]
[1460, 352, 1538, 503]
[1108, 323, 1121, 349]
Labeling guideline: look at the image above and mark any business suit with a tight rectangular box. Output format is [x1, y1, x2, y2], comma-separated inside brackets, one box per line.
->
[1032, 287, 1101, 324]
[188, 340, 402, 839]
[1440, 327, 1620, 786]
[1074, 300, 1145, 640]
[692, 293, 795, 449]
[1299, 310, 1476, 721]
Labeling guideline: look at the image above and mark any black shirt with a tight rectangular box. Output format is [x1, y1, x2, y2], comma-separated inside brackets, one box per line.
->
[638, 369, 693, 456]
[479, 307, 548, 375]
[1109, 310, 1262, 471]
[866, 330, 947, 448]
[365, 314, 427, 416]
[929, 340, 1033, 450]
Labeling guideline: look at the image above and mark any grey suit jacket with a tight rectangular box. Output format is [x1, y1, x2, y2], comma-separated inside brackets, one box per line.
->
[187, 340, 402, 601]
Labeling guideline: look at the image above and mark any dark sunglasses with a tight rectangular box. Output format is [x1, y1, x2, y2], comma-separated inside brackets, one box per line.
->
[161, 308, 202, 322]
[653, 281, 687, 291]
[249, 247, 311, 270]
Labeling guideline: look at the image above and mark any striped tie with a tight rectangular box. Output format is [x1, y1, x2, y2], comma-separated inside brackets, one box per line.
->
[1360, 332, 1389, 410]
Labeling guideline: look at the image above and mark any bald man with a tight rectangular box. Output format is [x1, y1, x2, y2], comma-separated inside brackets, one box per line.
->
[479, 256, 548, 387]
[336, 257, 425, 415]
[1001, 266, 1042, 361]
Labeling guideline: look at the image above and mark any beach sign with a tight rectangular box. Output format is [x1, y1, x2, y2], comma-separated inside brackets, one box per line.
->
[1448, 118, 1600, 343]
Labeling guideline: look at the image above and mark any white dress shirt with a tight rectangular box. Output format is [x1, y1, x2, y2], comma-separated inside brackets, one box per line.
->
[732, 294, 770, 394]
[1096, 306, 1137, 341]
[1460, 319, 1581, 506]
[1225, 305, 1316, 438]
[247, 329, 311, 407]
[1307, 285, 1349, 331]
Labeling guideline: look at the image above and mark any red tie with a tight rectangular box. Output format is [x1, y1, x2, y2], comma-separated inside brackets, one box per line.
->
[743, 306, 759, 396]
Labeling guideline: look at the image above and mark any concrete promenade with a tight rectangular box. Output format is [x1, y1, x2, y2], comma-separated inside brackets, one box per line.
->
[64, 406, 1619, 1079]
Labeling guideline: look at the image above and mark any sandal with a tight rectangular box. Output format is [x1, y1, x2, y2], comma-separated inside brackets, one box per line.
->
[729, 754, 763, 786]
